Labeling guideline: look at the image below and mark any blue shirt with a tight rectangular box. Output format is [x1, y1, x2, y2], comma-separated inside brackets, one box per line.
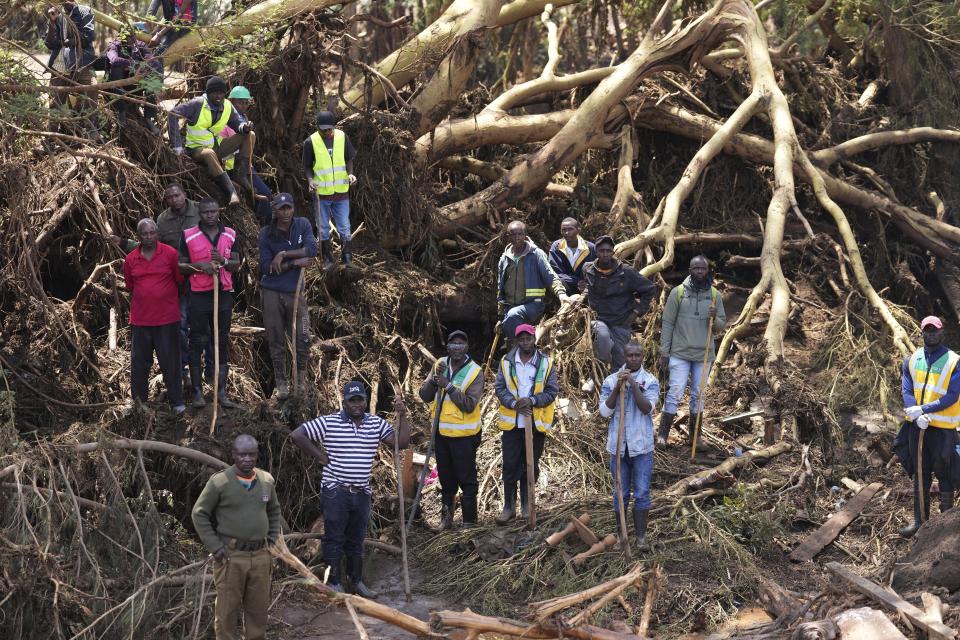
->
[599, 366, 660, 456]
[258, 217, 318, 292]
[901, 344, 960, 413]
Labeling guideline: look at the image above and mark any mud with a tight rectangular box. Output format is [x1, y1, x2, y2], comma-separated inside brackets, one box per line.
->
[891, 506, 960, 594]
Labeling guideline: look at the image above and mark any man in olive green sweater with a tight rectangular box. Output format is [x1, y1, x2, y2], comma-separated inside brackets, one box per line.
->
[192, 434, 282, 640]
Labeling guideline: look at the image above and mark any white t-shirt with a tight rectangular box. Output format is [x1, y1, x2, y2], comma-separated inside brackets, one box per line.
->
[565, 243, 583, 267]
[514, 352, 538, 429]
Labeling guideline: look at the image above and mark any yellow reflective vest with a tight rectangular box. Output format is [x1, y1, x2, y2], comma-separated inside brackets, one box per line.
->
[497, 353, 556, 433]
[310, 130, 349, 195]
[908, 347, 960, 429]
[185, 96, 233, 150]
[428, 357, 482, 437]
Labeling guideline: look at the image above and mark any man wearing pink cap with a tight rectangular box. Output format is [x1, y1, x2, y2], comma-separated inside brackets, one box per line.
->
[493, 324, 558, 523]
[899, 315, 960, 537]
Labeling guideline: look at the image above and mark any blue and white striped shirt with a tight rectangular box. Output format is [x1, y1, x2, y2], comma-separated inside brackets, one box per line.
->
[300, 412, 395, 493]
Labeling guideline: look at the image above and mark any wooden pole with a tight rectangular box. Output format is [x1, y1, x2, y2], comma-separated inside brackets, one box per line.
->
[290, 269, 306, 395]
[484, 322, 501, 378]
[391, 383, 412, 601]
[524, 418, 537, 530]
[690, 300, 717, 459]
[209, 272, 219, 436]
[614, 384, 631, 559]
[918, 427, 926, 524]
[406, 360, 443, 534]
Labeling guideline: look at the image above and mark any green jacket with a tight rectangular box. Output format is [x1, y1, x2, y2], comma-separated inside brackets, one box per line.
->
[191, 465, 282, 553]
[660, 276, 726, 362]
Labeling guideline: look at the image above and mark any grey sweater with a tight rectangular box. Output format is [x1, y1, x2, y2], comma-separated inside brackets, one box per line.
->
[659, 276, 726, 361]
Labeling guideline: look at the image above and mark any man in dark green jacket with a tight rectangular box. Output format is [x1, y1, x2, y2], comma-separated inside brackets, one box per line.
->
[192, 434, 281, 640]
[657, 255, 726, 448]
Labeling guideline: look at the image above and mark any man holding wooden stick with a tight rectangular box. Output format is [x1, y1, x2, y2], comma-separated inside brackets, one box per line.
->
[599, 341, 660, 545]
[494, 324, 558, 525]
[657, 255, 725, 450]
[290, 381, 410, 597]
[179, 197, 240, 409]
[898, 315, 960, 538]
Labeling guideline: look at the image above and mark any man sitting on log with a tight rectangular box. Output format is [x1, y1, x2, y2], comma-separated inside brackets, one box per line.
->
[599, 341, 660, 545]
[494, 324, 559, 524]
[290, 381, 410, 597]
[548, 217, 595, 297]
[497, 220, 568, 341]
[418, 330, 485, 530]
[220, 85, 274, 225]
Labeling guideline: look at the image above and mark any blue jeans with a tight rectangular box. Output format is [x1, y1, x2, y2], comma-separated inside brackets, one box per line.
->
[321, 485, 371, 568]
[664, 355, 713, 415]
[502, 299, 546, 339]
[610, 451, 653, 511]
[252, 171, 273, 225]
[313, 198, 351, 241]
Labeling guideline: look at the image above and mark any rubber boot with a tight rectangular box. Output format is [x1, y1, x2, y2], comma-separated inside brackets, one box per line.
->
[232, 156, 252, 189]
[326, 562, 342, 593]
[656, 412, 675, 447]
[214, 172, 240, 206]
[461, 495, 478, 528]
[633, 507, 649, 546]
[342, 239, 353, 266]
[347, 556, 378, 599]
[438, 496, 454, 531]
[519, 482, 530, 519]
[900, 490, 931, 538]
[275, 378, 290, 400]
[321, 240, 335, 268]
[217, 364, 237, 408]
[189, 365, 205, 408]
[940, 490, 955, 514]
[495, 482, 516, 525]
[689, 414, 708, 453]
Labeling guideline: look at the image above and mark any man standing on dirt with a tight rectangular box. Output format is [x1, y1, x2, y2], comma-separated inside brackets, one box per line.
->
[122, 218, 185, 414]
[497, 220, 569, 340]
[657, 255, 725, 449]
[167, 75, 255, 206]
[418, 330, 485, 530]
[494, 324, 559, 524]
[179, 197, 240, 409]
[549, 217, 595, 296]
[599, 341, 660, 545]
[899, 315, 960, 538]
[191, 434, 281, 640]
[259, 193, 317, 400]
[291, 381, 410, 597]
[581, 235, 657, 384]
[302, 111, 357, 267]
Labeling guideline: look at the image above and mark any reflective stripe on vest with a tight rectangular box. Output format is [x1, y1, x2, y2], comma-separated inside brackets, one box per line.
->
[429, 358, 482, 437]
[310, 130, 349, 195]
[909, 348, 960, 428]
[497, 353, 556, 433]
[184, 225, 237, 292]
[185, 96, 233, 150]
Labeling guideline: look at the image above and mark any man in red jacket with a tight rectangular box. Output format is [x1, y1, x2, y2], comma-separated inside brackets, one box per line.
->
[122, 218, 185, 413]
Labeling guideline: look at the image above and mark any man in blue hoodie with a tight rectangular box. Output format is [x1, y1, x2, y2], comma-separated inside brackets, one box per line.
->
[497, 220, 568, 339]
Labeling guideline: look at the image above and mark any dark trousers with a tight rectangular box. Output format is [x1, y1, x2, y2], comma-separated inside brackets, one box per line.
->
[179, 289, 213, 372]
[501, 427, 545, 485]
[130, 322, 183, 406]
[262, 287, 310, 382]
[188, 289, 233, 367]
[322, 485, 370, 572]
[251, 172, 273, 226]
[436, 433, 481, 501]
[909, 425, 958, 520]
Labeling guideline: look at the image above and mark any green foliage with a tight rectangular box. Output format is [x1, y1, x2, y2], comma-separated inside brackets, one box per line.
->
[705, 483, 793, 556]
[204, 26, 277, 73]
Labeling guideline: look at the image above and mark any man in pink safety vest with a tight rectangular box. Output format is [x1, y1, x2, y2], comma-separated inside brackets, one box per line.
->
[179, 197, 241, 409]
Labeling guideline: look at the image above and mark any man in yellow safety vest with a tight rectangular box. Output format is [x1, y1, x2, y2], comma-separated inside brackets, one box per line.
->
[301, 111, 356, 267]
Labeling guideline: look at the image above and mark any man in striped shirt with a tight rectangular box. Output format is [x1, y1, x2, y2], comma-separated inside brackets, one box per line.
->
[291, 381, 410, 598]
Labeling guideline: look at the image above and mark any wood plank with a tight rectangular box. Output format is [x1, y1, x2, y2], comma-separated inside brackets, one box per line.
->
[825, 562, 957, 640]
[834, 607, 906, 640]
[789, 482, 882, 562]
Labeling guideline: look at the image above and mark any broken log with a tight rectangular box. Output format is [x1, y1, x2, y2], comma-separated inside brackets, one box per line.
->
[66, 438, 228, 469]
[833, 607, 905, 640]
[665, 440, 792, 496]
[545, 513, 592, 546]
[529, 569, 638, 620]
[572, 534, 618, 567]
[825, 562, 957, 640]
[789, 482, 882, 562]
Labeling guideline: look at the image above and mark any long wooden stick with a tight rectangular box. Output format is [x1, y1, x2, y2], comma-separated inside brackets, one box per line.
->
[406, 360, 443, 534]
[391, 383, 411, 601]
[484, 322, 501, 378]
[918, 427, 926, 524]
[614, 384, 631, 559]
[637, 566, 661, 638]
[525, 418, 537, 530]
[690, 300, 717, 459]
[290, 269, 306, 395]
[209, 272, 219, 436]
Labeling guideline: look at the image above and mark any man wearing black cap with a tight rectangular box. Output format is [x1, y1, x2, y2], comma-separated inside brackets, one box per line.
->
[302, 111, 357, 267]
[167, 76, 256, 206]
[418, 330, 485, 529]
[258, 193, 317, 399]
[581, 235, 657, 380]
[291, 381, 410, 597]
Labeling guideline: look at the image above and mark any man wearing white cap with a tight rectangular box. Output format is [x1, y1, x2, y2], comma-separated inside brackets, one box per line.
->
[899, 315, 960, 537]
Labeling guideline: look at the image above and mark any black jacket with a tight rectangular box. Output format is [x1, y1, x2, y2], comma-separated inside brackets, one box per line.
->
[582, 260, 657, 326]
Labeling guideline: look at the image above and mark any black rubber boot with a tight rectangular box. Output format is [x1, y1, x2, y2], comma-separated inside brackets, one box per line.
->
[633, 507, 649, 546]
[519, 483, 530, 519]
[217, 364, 237, 408]
[438, 496, 454, 531]
[189, 365, 205, 408]
[656, 412, 675, 447]
[689, 414, 708, 452]
[214, 172, 240, 206]
[231, 156, 252, 189]
[321, 240, 335, 268]
[326, 561, 342, 593]
[347, 556, 378, 599]
[495, 482, 516, 525]
[940, 490, 955, 514]
[342, 239, 353, 266]
[461, 495, 478, 528]
[901, 489, 931, 538]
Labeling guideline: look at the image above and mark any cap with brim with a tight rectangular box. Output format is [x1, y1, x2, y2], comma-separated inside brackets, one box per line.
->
[515, 324, 536, 336]
[342, 381, 367, 400]
[921, 315, 943, 330]
[447, 330, 468, 342]
[595, 235, 615, 248]
[272, 192, 294, 208]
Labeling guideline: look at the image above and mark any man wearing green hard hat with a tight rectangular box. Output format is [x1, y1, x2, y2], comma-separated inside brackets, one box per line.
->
[218, 85, 274, 224]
